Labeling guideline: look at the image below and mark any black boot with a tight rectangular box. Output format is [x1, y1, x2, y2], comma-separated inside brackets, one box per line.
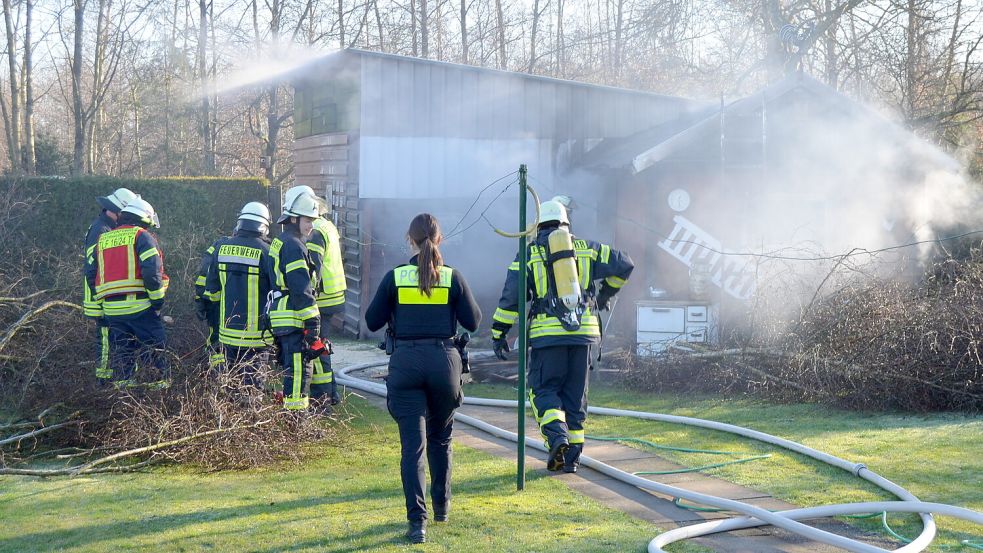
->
[406, 520, 426, 543]
[563, 443, 582, 473]
[434, 502, 449, 522]
[547, 439, 570, 472]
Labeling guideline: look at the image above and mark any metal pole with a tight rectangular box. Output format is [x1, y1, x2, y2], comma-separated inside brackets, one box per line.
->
[517, 164, 528, 491]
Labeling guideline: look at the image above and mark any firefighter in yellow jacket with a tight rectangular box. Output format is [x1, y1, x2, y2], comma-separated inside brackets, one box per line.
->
[86, 198, 170, 386]
[492, 200, 633, 473]
[266, 186, 321, 411]
[306, 200, 347, 405]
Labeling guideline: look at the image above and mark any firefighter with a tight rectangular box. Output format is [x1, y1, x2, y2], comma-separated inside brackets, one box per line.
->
[491, 200, 633, 473]
[267, 186, 321, 411]
[202, 202, 275, 386]
[194, 242, 225, 370]
[306, 199, 347, 405]
[87, 197, 170, 386]
[364, 213, 481, 544]
[83, 187, 139, 380]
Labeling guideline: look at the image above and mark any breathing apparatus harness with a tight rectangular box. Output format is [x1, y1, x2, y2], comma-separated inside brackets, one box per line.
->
[532, 227, 589, 332]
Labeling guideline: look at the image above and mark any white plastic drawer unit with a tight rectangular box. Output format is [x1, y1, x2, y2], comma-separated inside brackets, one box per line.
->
[687, 305, 708, 322]
[637, 305, 685, 333]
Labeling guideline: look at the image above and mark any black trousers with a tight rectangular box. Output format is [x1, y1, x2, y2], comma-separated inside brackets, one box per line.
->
[386, 341, 463, 522]
[528, 345, 590, 465]
[107, 309, 168, 383]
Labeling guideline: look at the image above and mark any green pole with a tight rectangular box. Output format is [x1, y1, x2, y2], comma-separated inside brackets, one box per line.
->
[517, 164, 528, 491]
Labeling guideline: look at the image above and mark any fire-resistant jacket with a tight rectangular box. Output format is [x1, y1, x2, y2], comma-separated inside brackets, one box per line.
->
[365, 257, 481, 338]
[194, 241, 221, 304]
[82, 212, 116, 318]
[307, 218, 347, 309]
[203, 231, 274, 348]
[492, 227, 633, 348]
[267, 228, 319, 334]
[87, 225, 169, 318]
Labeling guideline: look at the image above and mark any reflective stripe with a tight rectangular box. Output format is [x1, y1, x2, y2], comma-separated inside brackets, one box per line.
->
[102, 294, 152, 316]
[605, 275, 626, 288]
[316, 290, 346, 308]
[147, 287, 165, 300]
[508, 261, 520, 271]
[306, 241, 325, 254]
[398, 287, 449, 304]
[312, 357, 333, 384]
[217, 244, 262, 266]
[529, 311, 600, 339]
[540, 408, 566, 426]
[491, 327, 505, 340]
[528, 388, 542, 423]
[195, 275, 206, 286]
[284, 259, 308, 273]
[209, 353, 226, 368]
[600, 244, 611, 264]
[569, 430, 585, 444]
[138, 248, 159, 261]
[493, 308, 519, 325]
[394, 265, 453, 287]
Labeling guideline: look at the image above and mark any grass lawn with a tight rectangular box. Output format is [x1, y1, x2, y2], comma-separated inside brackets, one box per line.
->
[0, 396, 696, 553]
[466, 381, 983, 552]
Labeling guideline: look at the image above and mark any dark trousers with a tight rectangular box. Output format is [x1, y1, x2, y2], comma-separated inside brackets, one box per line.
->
[224, 345, 265, 388]
[107, 309, 168, 383]
[278, 331, 312, 410]
[310, 307, 341, 401]
[528, 345, 590, 465]
[386, 341, 463, 522]
[92, 317, 111, 379]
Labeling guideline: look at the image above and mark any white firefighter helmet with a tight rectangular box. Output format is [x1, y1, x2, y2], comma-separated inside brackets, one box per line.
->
[277, 185, 319, 223]
[237, 202, 271, 235]
[551, 194, 577, 213]
[120, 197, 160, 228]
[539, 200, 570, 226]
[97, 187, 140, 214]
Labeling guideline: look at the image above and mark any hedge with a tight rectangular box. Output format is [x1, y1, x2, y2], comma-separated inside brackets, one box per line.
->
[0, 176, 271, 323]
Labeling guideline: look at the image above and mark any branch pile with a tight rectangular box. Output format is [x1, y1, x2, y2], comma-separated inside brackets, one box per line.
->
[620, 253, 983, 412]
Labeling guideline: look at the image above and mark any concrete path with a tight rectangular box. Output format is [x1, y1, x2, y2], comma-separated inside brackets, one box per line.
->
[336, 345, 894, 553]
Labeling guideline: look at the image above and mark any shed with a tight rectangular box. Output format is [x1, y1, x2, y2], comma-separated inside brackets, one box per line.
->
[289, 49, 700, 337]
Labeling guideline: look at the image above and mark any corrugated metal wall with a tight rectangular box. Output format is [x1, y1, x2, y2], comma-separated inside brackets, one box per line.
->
[355, 51, 693, 199]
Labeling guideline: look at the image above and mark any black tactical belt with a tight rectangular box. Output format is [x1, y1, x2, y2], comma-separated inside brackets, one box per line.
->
[394, 337, 455, 347]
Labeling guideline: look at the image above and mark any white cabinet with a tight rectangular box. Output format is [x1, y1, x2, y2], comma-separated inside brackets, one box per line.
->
[636, 301, 718, 355]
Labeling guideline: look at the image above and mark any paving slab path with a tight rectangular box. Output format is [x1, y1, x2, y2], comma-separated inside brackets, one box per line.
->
[335, 344, 897, 553]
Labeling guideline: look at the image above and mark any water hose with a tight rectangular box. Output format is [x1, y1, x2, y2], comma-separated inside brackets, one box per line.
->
[336, 359, 983, 553]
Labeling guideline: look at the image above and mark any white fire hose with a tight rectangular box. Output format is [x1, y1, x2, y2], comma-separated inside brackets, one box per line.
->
[336, 357, 983, 553]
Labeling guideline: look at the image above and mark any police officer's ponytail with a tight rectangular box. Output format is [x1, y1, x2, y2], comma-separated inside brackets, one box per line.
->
[407, 213, 443, 296]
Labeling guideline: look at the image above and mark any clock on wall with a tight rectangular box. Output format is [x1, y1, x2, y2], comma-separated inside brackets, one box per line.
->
[667, 188, 690, 212]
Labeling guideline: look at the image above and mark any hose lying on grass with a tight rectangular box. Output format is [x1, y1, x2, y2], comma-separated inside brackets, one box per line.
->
[337, 358, 983, 553]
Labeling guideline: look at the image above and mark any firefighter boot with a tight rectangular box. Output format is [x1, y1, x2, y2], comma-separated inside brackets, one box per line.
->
[547, 438, 570, 472]
[563, 443, 583, 473]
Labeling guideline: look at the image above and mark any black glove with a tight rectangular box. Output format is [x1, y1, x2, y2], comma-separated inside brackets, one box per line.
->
[596, 286, 615, 312]
[493, 337, 511, 361]
[194, 300, 207, 321]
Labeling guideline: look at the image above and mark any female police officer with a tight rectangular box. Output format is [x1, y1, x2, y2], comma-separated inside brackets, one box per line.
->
[365, 213, 481, 544]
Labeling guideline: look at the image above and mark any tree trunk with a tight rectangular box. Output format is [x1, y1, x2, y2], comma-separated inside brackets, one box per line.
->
[528, 0, 540, 72]
[3, 0, 22, 173]
[420, 0, 428, 58]
[22, 0, 35, 174]
[198, 0, 215, 173]
[373, 0, 384, 51]
[337, 0, 345, 47]
[71, 0, 85, 175]
[495, 0, 506, 69]
[410, 0, 418, 56]
[459, 0, 467, 63]
[555, 0, 563, 76]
